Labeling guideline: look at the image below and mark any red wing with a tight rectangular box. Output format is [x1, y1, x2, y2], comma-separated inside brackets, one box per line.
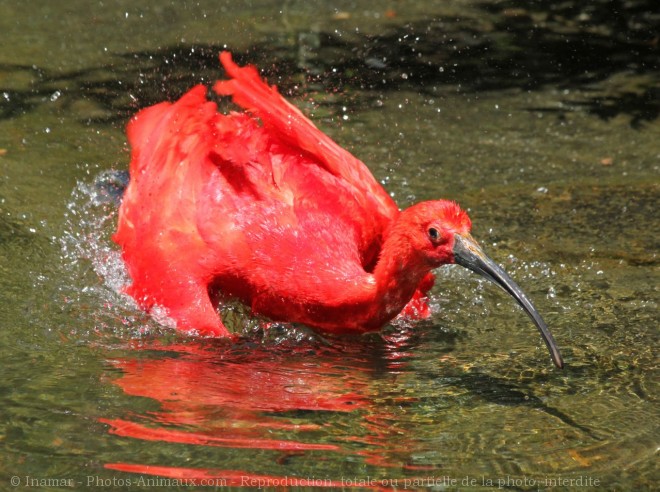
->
[213, 52, 399, 224]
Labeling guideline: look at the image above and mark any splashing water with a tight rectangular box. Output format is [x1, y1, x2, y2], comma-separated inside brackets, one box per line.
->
[61, 170, 130, 292]
[59, 169, 151, 339]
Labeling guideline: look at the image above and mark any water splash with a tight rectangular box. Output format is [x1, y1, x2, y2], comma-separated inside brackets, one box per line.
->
[61, 170, 130, 291]
[59, 169, 148, 339]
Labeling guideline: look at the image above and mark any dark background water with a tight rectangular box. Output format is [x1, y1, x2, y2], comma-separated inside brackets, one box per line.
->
[1, 1, 658, 490]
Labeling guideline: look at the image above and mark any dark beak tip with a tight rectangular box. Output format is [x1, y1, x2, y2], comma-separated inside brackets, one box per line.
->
[453, 234, 564, 370]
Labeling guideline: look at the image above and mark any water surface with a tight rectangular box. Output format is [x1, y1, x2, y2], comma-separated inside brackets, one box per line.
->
[1, 1, 658, 490]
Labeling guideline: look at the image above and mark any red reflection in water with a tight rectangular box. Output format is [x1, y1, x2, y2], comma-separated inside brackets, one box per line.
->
[100, 418, 338, 451]
[101, 337, 426, 483]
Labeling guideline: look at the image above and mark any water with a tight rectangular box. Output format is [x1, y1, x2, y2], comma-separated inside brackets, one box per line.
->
[1, 1, 658, 490]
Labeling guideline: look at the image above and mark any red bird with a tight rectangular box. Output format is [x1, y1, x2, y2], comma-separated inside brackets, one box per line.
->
[114, 52, 563, 368]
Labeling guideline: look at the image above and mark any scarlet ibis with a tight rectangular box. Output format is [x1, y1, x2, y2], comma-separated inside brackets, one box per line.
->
[114, 52, 563, 368]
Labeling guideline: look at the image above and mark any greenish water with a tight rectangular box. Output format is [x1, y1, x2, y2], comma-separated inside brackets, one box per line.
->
[1, 1, 658, 491]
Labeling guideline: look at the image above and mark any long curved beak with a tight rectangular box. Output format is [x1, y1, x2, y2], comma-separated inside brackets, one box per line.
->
[453, 234, 564, 368]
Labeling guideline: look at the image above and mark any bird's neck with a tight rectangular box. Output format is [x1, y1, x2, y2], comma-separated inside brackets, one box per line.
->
[369, 224, 430, 326]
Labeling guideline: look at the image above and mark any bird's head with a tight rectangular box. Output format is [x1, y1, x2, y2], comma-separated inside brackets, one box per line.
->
[400, 200, 564, 368]
[400, 200, 472, 268]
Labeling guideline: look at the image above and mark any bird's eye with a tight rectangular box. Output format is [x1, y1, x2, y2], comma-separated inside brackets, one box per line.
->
[428, 227, 439, 241]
